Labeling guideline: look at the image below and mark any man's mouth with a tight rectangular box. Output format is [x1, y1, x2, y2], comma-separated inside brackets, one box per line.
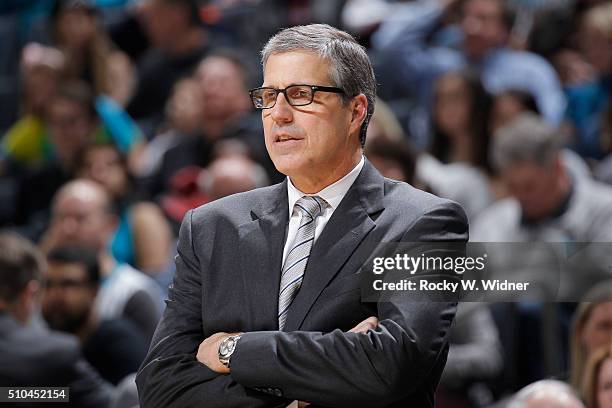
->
[275, 134, 301, 142]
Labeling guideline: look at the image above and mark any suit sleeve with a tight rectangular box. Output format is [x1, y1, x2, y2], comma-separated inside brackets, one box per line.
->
[230, 202, 469, 407]
[135, 210, 288, 408]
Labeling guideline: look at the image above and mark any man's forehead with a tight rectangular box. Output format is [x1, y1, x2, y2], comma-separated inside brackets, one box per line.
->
[198, 57, 240, 78]
[54, 190, 107, 214]
[464, 0, 503, 16]
[47, 261, 87, 276]
[262, 51, 331, 84]
[503, 163, 552, 184]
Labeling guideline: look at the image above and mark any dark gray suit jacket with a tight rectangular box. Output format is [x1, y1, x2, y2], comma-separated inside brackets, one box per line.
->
[136, 160, 468, 407]
[0, 312, 113, 408]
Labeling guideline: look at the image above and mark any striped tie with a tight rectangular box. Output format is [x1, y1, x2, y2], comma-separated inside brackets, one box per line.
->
[278, 195, 325, 329]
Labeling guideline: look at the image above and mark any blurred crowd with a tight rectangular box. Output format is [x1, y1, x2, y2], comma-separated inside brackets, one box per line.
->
[0, 0, 612, 407]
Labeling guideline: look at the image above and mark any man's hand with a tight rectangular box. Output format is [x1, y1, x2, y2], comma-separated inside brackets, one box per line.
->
[349, 316, 379, 333]
[196, 332, 241, 374]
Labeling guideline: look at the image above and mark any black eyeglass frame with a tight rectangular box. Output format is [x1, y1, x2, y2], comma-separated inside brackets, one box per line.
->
[249, 84, 346, 109]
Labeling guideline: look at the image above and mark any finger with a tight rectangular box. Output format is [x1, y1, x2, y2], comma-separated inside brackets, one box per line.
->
[349, 316, 379, 333]
[348, 320, 367, 333]
[362, 316, 379, 331]
[348, 322, 366, 333]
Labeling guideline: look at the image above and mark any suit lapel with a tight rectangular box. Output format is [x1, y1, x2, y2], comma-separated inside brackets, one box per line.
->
[282, 160, 385, 331]
[237, 181, 288, 330]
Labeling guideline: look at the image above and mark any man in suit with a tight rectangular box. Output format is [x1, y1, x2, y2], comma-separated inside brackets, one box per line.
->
[0, 232, 113, 408]
[136, 24, 468, 407]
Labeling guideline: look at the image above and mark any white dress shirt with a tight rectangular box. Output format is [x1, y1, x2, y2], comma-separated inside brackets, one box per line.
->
[282, 156, 365, 266]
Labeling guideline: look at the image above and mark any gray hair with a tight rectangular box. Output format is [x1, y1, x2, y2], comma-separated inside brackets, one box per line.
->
[261, 24, 376, 146]
[507, 380, 584, 408]
[491, 112, 561, 171]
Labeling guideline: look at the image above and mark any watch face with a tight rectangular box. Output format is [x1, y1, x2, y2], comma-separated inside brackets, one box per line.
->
[219, 337, 236, 357]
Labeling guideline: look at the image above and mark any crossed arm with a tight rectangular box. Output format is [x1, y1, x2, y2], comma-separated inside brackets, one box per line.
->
[196, 317, 380, 407]
[136, 204, 467, 407]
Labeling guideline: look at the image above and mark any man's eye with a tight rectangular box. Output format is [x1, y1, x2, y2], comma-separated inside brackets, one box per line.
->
[289, 88, 310, 99]
[263, 90, 277, 99]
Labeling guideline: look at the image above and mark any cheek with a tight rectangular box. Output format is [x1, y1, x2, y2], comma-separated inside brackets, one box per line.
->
[110, 170, 126, 187]
[602, 386, 612, 400]
[455, 105, 470, 123]
[581, 325, 602, 353]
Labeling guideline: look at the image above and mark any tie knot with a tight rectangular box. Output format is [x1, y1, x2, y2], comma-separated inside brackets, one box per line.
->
[294, 196, 325, 219]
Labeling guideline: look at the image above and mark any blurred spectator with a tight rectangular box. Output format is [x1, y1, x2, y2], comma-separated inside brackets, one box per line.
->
[0, 231, 113, 408]
[363, 98, 417, 184]
[42, 245, 148, 385]
[51, 0, 134, 105]
[15, 80, 99, 238]
[195, 51, 254, 142]
[582, 344, 612, 408]
[570, 282, 612, 390]
[163, 76, 204, 137]
[200, 154, 269, 201]
[11, 78, 145, 236]
[158, 165, 209, 233]
[491, 89, 539, 134]
[429, 71, 492, 172]
[131, 76, 203, 179]
[1, 43, 64, 171]
[472, 113, 612, 386]
[474, 113, 612, 296]
[76, 143, 174, 279]
[490, 88, 591, 183]
[40, 179, 163, 341]
[365, 132, 417, 185]
[417, 71, 494, 219]
[364, 92, 492, 220]
[3, 43, 143, 172]
[563, 2, 612, 159]
[160, 154, 269, 228]
[372, 0, 566, 134]
[507, 379, 585, 408]
[149, 51, 274, 196]
[473, 113, 612, 244]
[127, 0, 210, 136]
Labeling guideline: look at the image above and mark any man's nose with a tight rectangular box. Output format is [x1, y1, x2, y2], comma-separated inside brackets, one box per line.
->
[270, 92, 293, 124]
[58, 217, 79, 237]
[462, 17, 482, 35]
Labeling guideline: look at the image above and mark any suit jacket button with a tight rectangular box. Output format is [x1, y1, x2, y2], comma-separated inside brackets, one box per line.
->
[274, 388, 283, 397]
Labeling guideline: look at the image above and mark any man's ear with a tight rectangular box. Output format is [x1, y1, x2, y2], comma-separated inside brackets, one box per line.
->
[552, 153, 565, 177]
[14, 280, 40, 324]
[349, 94, 368, 138]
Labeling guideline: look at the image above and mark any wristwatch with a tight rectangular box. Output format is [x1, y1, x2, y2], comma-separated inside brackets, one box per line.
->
[218, 334, 242, 368]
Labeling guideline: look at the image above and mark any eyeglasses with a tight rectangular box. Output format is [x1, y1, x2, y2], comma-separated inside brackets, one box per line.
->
[249, 84, 346, 109]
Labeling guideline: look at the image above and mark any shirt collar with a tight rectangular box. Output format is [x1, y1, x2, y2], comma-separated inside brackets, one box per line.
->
[287, 155, 365, 217]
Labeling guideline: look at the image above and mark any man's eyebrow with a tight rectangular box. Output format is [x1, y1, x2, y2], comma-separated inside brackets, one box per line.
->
[259, 83, 312, 89]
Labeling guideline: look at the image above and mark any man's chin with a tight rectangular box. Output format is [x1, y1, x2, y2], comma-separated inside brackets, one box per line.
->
[464, 43, 489, 60]
[44, 314, 87, 334]
[270, 158, 304, 178]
